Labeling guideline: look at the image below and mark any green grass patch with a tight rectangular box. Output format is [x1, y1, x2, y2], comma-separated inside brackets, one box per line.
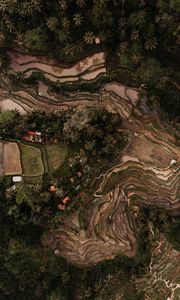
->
[44, 143, 67, 174]
[20, 143, 44, 177]
[23, 175, 43, 185]
[40, 146, 48, 174]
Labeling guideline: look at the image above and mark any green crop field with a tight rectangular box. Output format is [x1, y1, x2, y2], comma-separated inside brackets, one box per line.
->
[20, 143, 44, 177]
[45, 143, 68, 173]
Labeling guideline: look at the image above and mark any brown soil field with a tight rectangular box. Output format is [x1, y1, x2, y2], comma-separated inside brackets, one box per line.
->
[0, 142, 4, 176]
[126, 135, 173, 167]
[4, 142, 22, 175]
[0, 99, 27, 114]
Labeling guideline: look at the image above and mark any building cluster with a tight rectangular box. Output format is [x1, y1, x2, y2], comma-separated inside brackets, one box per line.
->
[22, 131, 42, 143]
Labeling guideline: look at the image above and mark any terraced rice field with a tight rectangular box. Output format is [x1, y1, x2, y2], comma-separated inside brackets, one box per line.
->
[136, 238, 180, 300]
[8, 50, 106, 83]
[0, 79, 99, 113]
[0, 77, 139, 117]
[126, 135, 173, 168]
[20, 143, 44, 177]
[1, 50, 179, 279]
[42, 84, 180, 267]
[43, 185, 137, 266]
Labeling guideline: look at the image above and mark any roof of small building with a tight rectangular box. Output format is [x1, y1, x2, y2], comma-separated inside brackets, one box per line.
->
[12, 176, 22, 182]
[95, 37, 101, 44]
[49, 185, 57, 192]
[58, 203, 65, 210]
[62, 196, 70, 204]
[27, 131, 36, 135]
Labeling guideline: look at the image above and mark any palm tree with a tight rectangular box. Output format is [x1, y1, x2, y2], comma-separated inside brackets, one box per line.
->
[0, 0, 17, 14]
[31, 0, 41, 11]
[118, 41, 129, 54]
[144, 37, 158, 50]
[76, 0, 86, 7]
[74, 42, 83, 54]
[55, 188, 64, 198]
[73, 13, 83, 27]
[59, 0, 67, 11]
[3, 15, 15, 33]
[57, 29, 69, 43]
[62, 17, 70, 30]
[84, 125, 94, 139]
[131, 53, 142, 65]
[84, 287, 91, 298]
[131, 30, 139, 41]
[107, 69, 117, 81]
[0, 0, 8, 12]
[62, 43, 74, 56]
[21, 0, 41, 16]
[46, 17, 58, 32]
[33, 183, 41, 192]
[84, 31, 95, 44]
[39, 192, 51, 203]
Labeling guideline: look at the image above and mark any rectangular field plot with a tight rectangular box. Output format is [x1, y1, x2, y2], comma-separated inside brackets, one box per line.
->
[20, 143, 44, 177]
[0, 142, 4, 176]
[4, 142, 22, 175]
[45, 143, 67, 173]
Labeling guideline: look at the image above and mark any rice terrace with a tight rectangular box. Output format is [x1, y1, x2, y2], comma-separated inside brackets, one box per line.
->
[0, 1, 179, 300]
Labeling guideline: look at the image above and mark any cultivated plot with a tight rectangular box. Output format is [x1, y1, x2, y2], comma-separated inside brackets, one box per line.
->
[4, 142, 22, 175]
[20, 143, 44, 177]
[45, 143, 67, 173]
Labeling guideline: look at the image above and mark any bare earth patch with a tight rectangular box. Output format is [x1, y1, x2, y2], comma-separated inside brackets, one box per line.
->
[0, 142, 4, 176]
[0, 99, 27, 114]
[4, 142, 22, 175]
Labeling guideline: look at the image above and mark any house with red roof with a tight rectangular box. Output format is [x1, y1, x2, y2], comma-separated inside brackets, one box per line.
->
[22, 131, 42, 143]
